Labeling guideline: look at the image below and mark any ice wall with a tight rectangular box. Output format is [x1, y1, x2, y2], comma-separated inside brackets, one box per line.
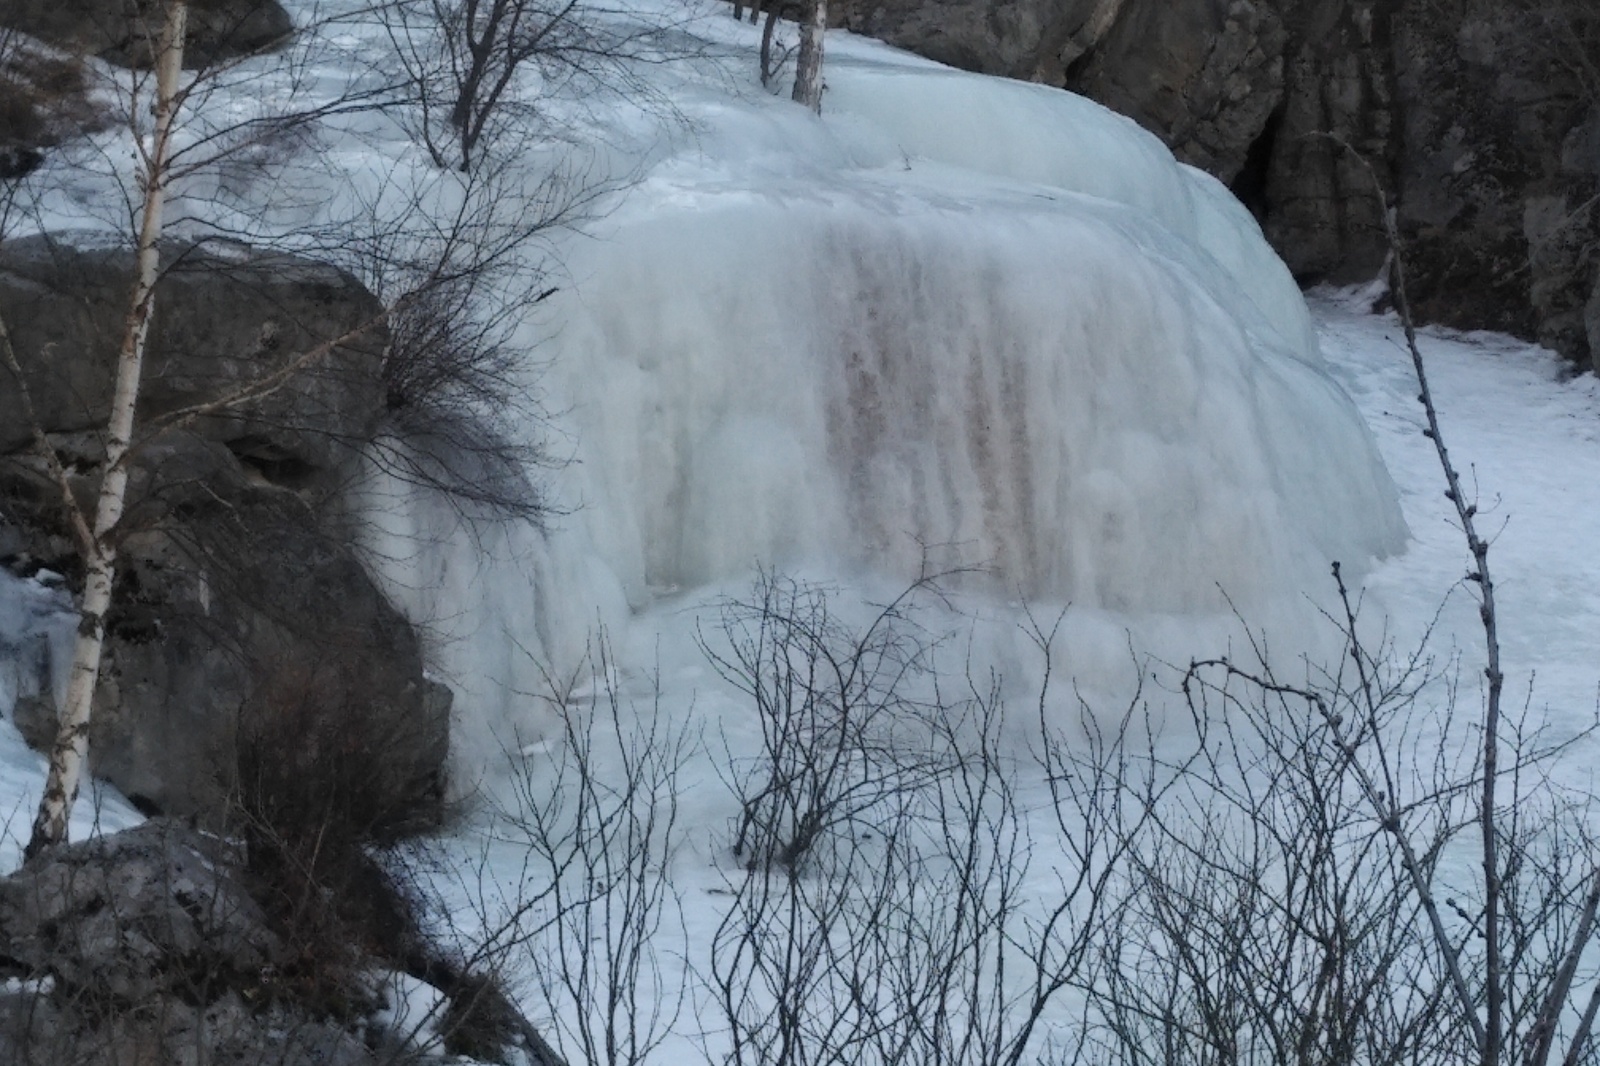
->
[551, 179, 1403, 613]
[355, 17, 1410, 764]
[0, 569, 75, 731]
[820, 53, 1320, 360]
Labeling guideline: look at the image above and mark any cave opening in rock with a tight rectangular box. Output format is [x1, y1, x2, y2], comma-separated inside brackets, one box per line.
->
[1230, 106, 1284, 223]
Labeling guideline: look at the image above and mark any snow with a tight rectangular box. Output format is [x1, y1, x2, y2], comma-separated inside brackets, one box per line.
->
[0, 566, 144, 869]
[364, 967, 450, 1055]
[0, 569, 75, 727]
[1315, 290, 1600, 774]
[0, 1, 1596, 1061]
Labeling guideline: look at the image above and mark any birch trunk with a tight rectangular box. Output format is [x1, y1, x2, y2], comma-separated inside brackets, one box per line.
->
[792, 0, 826, 113]
[25, 1, 188, 860]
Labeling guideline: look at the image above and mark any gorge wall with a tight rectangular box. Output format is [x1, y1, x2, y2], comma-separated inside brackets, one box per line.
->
[838, 0, 1600, 370]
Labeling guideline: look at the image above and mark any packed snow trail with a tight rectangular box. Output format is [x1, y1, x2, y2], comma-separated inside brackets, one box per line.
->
[1316, 291, 1600, 777]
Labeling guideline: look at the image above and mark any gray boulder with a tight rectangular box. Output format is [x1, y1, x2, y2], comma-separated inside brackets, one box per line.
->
[0, 820, 281, 1000]
[0, 40, 105, 180]
[0, 235, 450, 824]
[0, 234, 388, 476]
[0, 820, 387, 1066]
[0, 821, 567, 1065]
[0, 0, 293, 69]
[2, 437, 452, 822]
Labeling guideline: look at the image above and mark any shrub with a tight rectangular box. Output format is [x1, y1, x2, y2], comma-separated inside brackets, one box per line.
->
[227, 648, 447, 1014]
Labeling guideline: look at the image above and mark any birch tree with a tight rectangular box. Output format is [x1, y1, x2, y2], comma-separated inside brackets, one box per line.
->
[18, 1, 189, 858]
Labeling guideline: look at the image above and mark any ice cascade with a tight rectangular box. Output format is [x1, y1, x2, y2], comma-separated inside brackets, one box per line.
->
[359, 27, 1409, 758]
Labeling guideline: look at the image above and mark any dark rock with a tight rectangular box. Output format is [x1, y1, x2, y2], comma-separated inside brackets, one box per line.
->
[840, 0, 1091, 80]
[1069, 0, 1288, 183]
[0, 39, 104, 179]
[0, 821, 385, 1065]
[1564, 108, 1600, 178]
[1260, 0, 1396, 283]
[839, 0, 1600, 368]
[0, 0, 293, 70]
[0, 235, 451, 824]
[0, 234, 389, 475]
[1587, 274, 1600, 365]
[1390, 0, 1597, 361]
[841, 0, 1290, 181]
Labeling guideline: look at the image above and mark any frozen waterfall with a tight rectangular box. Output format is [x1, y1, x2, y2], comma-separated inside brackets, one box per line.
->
[356, 19, 1409, 766]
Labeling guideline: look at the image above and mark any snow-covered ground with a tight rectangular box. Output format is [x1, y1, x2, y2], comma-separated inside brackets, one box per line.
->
[0, 0, 1598, 1059]
[1319, 289, 1600, 786]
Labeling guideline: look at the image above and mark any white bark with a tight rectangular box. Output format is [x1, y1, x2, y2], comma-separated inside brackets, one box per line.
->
[792, 0, 826, 113]
[26, 1, 188, 860]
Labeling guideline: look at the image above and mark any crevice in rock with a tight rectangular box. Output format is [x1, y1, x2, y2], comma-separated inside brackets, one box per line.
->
[225, 437, 318, 491]
[1231, 104, 1284, 223]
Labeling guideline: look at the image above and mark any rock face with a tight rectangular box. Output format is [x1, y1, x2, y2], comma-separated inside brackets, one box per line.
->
[838, 0, 1600, 370]
[839, 0, 1085, 79]
[0, 235, 387, 472]
[837, 0, 1307, 183]
[0, 235, 450, 822]
[0, 0, 293, 69]
[1392, 2, 1598, 355]
[0, 821, 395, 1065]
[1067, 0, 1289, 183]
[0, 41, 102, 180]
[0, 820, 567, 1065]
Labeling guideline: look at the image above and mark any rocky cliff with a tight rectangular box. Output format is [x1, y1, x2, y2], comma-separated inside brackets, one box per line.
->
[0, 235, 450, 824]
[839, 0, 1600, 370]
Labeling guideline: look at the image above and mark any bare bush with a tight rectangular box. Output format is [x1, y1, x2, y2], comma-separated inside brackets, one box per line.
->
[704, 577, 1165, 1066]
[381, 0, 688, 172]
[1088, 602, 1463, 1066]
[503, 635, 689, 1066]
[1080, 145, 1600, 1066]
[228, 648, 447, 1015]
[699, 571, 958, 873]
[369, 272, 554, 524]
[391, 635, 685, 1066]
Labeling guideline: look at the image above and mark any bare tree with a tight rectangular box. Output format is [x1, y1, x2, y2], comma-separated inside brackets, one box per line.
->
[5, 0, 190, 858]
[734, 0, 814, 103]
[381, 0, 686, 172]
